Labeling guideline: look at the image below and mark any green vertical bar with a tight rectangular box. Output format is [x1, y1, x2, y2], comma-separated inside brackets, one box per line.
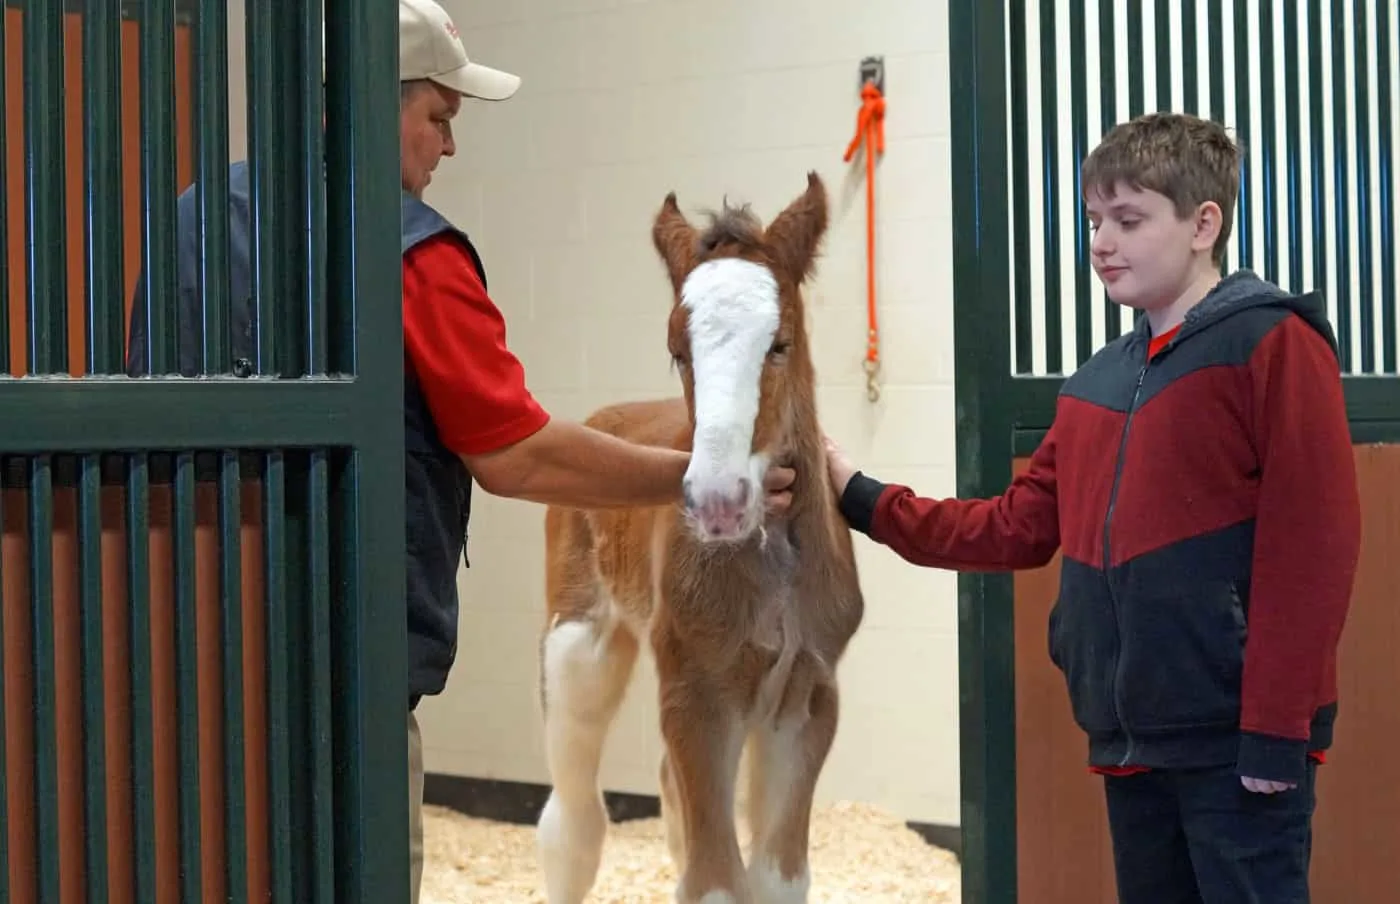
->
[268, 4, 308, 381]
[1038, 0, 1062, 375]
[1331, 0, 1352, 370]
[1099, 0, 1121, 341]
[24, 0, 68, 376]
[303, 4, 328, 377]
[1352, 0, 1374, 373]
[195, 0, 231, 376]
[325, 0, 409, 900]
[1155, 0, 1172, 112]
[309, 451, 334, 903]
[126, 453, 157, 904]
[173, 452, 202, 904]
[84, 0, 125, 376]
[1308, 0, 1328, 312]
[218, 450, 248, 904]
[140, 0, 178, 376]
[1258, 1, 1277, 283]
[78, 11, 123, 885]
[28, 455, 61, 903]
[1180, 0, 1198, 114]
[1068, 1, 1091, 366]
[1128, 0, 1145, 118]
[282, 454, 309, 903]
[1378, 0, 1397, 374]
[1007, 0, 1031, 374]
[263, 451, 293, 903]
[1282, 1, 1303, 293]
[0, 6, 11, 375]
[247, 0, 279, 376]
[78, 455, 109, 904]
[1208, 0, 1225, 125]
[1233, 0, 1253, 269]
[948, 0, 1016, 900]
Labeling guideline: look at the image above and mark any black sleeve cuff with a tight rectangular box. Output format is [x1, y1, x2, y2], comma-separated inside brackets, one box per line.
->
[1236, 731, 1308, 785]
[838, 471, 886, 536]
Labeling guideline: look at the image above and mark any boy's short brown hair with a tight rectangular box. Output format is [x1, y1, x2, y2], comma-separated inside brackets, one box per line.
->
[1081, 112, 1243, 264]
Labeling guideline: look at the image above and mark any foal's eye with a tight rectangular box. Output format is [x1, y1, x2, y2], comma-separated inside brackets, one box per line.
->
[767, 341, 790, 358]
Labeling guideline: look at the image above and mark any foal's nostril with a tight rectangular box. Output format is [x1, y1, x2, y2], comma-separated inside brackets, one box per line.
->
[682, 481, 697, 511]
[735, 477, 751, 506]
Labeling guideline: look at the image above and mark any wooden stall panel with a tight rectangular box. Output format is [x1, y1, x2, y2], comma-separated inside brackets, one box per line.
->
[1310, 444, 1400, 903]
[3, 9, 192, 375]
[1014, 445, 1400, 903]
[1011, 458, 1116, 904]
[1, 9, 272, 903]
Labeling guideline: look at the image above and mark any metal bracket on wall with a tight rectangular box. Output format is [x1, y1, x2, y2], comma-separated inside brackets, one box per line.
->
[859, 55, 885, 93]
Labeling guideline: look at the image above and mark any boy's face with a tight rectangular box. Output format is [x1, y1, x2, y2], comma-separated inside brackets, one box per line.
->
[1084, 182, 1222, 313]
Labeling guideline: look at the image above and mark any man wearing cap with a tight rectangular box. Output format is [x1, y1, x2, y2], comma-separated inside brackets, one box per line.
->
[125, 0, 795, 900]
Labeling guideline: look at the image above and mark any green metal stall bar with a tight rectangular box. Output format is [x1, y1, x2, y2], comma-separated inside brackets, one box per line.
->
[949, 1, 1400, 902]
[1, 1, 411, 902]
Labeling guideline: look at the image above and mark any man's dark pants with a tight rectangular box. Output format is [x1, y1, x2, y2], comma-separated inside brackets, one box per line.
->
[1103, 761, 1317, 904]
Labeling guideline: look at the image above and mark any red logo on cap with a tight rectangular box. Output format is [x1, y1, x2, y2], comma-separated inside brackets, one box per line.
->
[444, 20, 459, 39]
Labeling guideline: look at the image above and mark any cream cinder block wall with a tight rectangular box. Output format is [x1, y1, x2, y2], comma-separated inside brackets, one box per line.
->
[413, 0, 962, 825]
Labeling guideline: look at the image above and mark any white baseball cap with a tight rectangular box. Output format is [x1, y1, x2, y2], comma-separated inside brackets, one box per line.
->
[399, 0, 520, 101]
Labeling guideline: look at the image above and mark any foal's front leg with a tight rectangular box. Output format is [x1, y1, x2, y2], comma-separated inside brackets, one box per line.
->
[658, 671, 750, 903]
[744, 661, 839, 903]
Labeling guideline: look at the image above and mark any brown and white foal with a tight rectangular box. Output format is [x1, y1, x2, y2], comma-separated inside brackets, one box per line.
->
[534, 172, 865, 904]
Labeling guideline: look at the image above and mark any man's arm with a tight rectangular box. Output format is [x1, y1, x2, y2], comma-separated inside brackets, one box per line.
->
[1236, 314, 1362, 786]
[402, 234, 691, 509]
[463, 418, 688, 507]
[825, 428, 1061, 571]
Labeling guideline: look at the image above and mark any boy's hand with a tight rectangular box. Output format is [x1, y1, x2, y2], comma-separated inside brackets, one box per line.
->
[822, 433, 857, 497]
[1240, 775, 1295, 794]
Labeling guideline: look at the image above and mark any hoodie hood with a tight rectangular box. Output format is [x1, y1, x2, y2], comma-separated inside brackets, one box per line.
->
[1149, 269, 1342, 364]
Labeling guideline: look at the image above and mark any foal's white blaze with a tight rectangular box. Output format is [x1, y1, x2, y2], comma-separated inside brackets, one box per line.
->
[679, 257, 780, 536]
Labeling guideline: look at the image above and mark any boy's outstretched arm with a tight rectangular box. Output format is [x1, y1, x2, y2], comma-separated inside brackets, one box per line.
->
[1237, 315, 1362, 788]
[824, 430, 1060, 571]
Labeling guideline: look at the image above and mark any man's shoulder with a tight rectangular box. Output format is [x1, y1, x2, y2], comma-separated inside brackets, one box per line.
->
[175, 159, 253, 219]
[402, 198, 488, 287]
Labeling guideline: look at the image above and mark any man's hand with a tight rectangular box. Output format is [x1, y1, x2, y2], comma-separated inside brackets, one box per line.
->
[822, 433, 857, 498]
[763, 462, 796, 517]
[1241, 775, 1296, 793]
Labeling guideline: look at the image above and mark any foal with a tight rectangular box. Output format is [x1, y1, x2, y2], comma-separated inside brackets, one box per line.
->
[535, 172, 864, 904]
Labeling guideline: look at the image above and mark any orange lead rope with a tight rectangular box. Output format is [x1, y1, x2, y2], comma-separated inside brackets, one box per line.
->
[844, 80, 885, 402]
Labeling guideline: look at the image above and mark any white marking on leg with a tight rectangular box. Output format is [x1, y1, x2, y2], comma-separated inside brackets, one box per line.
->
[744, 717, 812, 903]
[537, 616, 635, 904]
[680, 258, 779, 536]
[695, 893, 740, 904]
[747, 858, 809, 904]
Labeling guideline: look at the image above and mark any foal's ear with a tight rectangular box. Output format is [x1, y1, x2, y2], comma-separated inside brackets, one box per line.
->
[652, 192, 697, 297]
[764, 171, 829, 285]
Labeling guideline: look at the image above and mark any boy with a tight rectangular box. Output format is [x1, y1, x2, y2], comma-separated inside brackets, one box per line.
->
[825, 112, 1361, 903]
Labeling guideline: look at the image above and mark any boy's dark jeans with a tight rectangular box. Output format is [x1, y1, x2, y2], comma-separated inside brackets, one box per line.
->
[1103, 761, 1318, 904]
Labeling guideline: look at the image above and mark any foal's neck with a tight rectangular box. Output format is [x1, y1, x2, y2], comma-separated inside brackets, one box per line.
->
[769, 390, 839, 544]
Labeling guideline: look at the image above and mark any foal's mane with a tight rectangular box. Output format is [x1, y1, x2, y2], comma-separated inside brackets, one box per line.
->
[693, 200, 766, 258]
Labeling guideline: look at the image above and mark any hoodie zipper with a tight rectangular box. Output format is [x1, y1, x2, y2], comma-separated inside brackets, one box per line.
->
[1102, 358, 1148, 766]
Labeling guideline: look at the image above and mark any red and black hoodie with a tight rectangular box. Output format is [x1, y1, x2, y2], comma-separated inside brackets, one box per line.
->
[838, 270, 1362, 787]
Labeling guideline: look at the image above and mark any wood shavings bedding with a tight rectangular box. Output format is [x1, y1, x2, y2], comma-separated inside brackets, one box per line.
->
[420, 799, 961, 902]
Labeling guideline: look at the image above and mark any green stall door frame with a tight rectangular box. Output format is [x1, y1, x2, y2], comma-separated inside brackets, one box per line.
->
[0, 1, 410, 902]
[948, 2, 1400, 902]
